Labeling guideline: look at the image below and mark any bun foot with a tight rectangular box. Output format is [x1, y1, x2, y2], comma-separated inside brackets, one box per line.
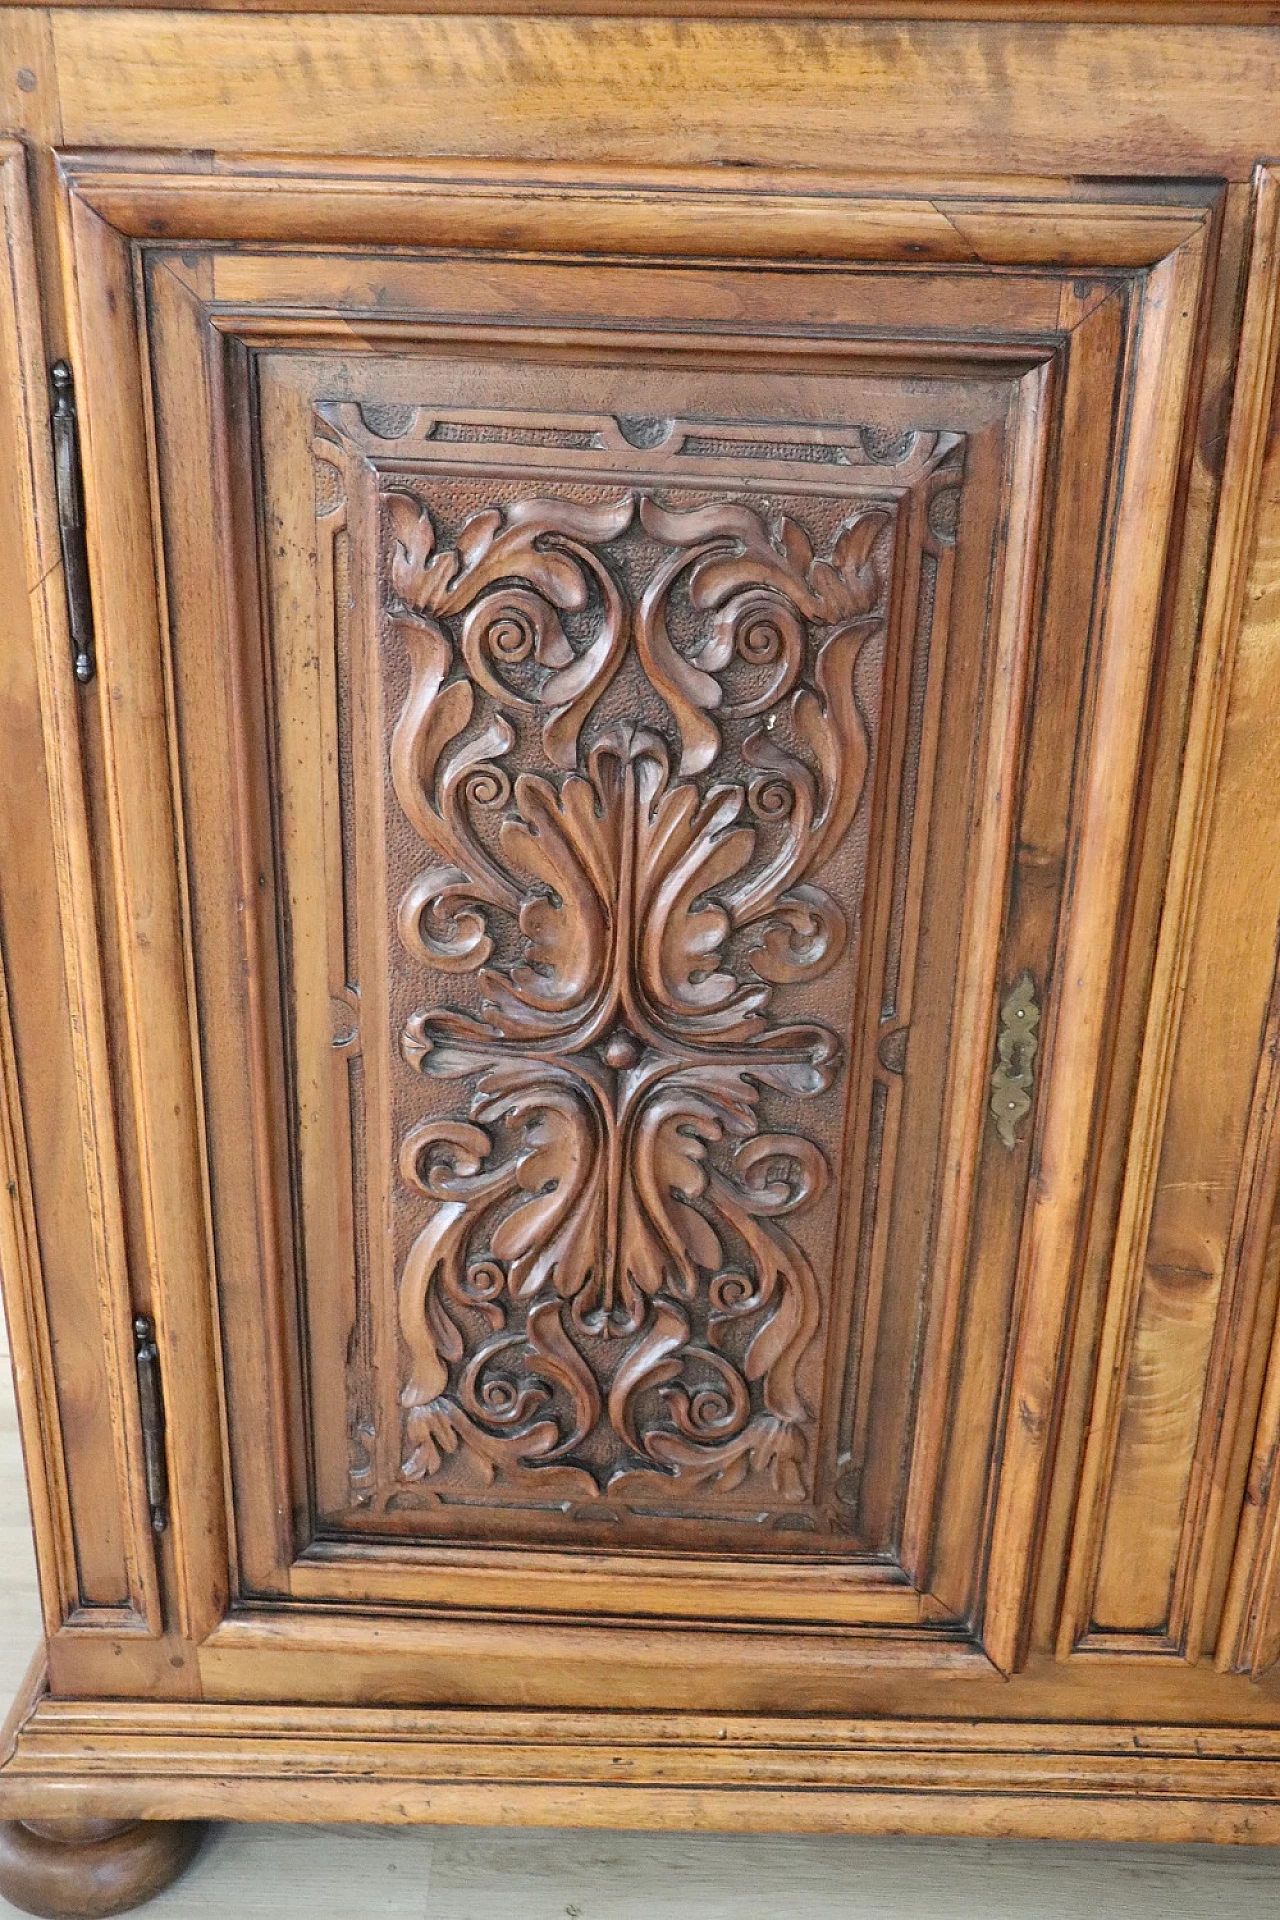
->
[0, 1818, 206, 1918]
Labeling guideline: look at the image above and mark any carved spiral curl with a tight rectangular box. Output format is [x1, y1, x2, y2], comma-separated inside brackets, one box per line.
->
[662, 1351, 751, 1441]
[747, 773, 795, 821]
[462, 763, 511, 810]
[479, 1376, 520, 1415]
[397, 871, 495, 973]
[711, 590, 806, 719]
[486, 609, 537, 663]
[708, 1269, 763, 1316]
[399, 1118, 493, 1199]
[459, 1335, 550, 1429]
[737, 610, 787, 663]
[462, 1260, 506, 1305]
[745, 885, 848, 986]
[441, 1256, 507, 1334]
[727, 1133, 830, 1215]
[460, 588, 571, 710]
[683, 1388, 737, 1432]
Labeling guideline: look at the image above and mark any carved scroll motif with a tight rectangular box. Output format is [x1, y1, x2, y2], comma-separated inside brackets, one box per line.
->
[384, 484, 893, 1507]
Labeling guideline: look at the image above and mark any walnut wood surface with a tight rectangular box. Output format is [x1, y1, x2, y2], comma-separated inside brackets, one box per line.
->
[2, 1, 1280, 1851]
[4, 16, 1279, 179]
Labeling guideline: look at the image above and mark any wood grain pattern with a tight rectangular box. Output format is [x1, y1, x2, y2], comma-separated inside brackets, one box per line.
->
[13, 0, 1280, 15]
[1215, 954, 1280, 1673]
[39, 17, 1280, 179]
[1210, 346, 1280, 1675]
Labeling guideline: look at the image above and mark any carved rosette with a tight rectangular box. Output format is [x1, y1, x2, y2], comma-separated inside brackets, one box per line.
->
[383, 483, 893, 1508]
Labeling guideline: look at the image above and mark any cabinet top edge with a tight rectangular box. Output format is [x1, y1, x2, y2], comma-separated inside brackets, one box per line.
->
[3, 1, 1280, 20]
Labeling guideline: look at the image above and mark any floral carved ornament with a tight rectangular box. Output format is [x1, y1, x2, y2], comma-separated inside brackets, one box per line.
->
[384, 483, 891, 1506]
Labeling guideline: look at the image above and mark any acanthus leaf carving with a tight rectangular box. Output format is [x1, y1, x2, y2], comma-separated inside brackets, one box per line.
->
[381, 475, 898, 1512]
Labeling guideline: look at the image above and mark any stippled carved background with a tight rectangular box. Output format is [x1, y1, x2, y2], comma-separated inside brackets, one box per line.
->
[314, 406, 964, 1549]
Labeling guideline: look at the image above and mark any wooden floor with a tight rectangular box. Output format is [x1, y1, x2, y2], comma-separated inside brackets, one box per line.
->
[4, 1334, 1280, 1915]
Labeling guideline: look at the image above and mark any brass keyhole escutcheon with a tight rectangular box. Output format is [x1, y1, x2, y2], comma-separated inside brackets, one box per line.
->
[990, 971, 1041, 1150]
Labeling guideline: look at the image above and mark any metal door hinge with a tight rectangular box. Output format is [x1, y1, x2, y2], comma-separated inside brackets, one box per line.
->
[49, 360, 96, 686]
[133, 1315, 170, 1534]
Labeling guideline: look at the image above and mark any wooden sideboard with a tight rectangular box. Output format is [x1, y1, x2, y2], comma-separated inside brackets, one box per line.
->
[2, 5, 1280, 1912]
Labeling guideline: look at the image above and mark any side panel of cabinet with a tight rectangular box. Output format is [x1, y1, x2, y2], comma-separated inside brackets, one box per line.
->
[1058, 168, 1280, 1663]
[0, 140, 164, 1637]
[1212, 236, 1280, 1672]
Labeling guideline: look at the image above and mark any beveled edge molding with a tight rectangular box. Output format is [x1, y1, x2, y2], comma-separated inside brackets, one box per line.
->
[8, 1674, 1280, 1841]
[55, 151, 1217, 267]
[196, 1606, 991, 1668]
[0, 1652, 46, 1778]
[0, 139, 163, 1636]
[287, 1543, 947, 1627]
[1057, 163, 1280, 1664]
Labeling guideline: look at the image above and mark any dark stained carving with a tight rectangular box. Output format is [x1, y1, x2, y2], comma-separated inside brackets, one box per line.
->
[300, 398, 970, 1542]
[385, 485, 889, 1506]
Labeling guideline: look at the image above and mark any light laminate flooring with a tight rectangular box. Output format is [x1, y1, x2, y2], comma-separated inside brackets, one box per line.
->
[3, 1329, 1280, 1916]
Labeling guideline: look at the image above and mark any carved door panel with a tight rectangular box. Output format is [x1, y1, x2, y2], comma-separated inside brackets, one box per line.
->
[57, 156, 1214, 1694]
[291, 377, 981, 1577]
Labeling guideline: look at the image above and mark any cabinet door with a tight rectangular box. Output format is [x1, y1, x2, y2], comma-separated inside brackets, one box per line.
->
[56, 155, 1214, 1698]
